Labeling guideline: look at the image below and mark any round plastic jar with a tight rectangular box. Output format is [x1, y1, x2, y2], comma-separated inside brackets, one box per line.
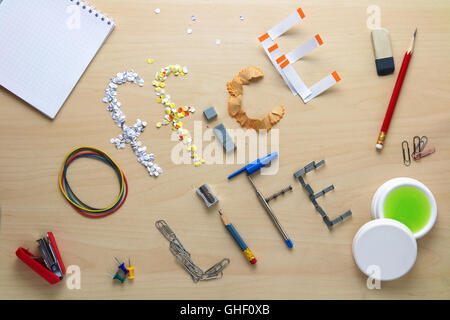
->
[371, 177, 437, 239]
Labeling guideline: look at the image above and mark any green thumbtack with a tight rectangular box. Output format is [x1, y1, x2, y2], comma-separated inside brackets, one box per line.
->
[108, 271, 126, 283]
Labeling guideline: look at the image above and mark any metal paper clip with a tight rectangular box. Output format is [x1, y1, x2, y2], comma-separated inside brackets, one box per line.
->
[413, 136, 428, 156]
[202, 258, 230, 281]
[402, 141, 411, 166]
[156, 220, 230, 282]
[412, 146, 436, 160]
[156, 220, 178, 243]
[169, 241, 204, 282]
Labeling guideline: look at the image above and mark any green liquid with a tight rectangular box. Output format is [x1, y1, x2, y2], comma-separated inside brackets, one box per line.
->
[383, 186, 431, 233]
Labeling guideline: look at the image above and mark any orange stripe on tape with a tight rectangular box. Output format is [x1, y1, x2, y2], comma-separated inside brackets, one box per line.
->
[315, 34, 323, 46]
[280, 60, 290, 69]
[276, 55, 286, 64]
[297, 8, 305, 19]
[268, 44, 278, 53]
[258, 33, 269, 42]
[332, 71, 341, 82]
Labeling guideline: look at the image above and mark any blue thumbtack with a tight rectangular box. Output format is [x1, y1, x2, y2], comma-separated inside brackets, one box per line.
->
[114, 257, 129, 275]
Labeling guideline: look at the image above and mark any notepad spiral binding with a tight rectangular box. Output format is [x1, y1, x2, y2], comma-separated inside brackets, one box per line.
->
[67, 0, 114, 26]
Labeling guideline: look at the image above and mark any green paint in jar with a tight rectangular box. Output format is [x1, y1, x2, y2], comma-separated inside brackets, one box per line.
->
[383, 186, 431, 234]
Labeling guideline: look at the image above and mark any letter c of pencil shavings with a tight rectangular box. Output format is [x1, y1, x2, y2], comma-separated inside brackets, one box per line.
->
[227, 67, 285, 131]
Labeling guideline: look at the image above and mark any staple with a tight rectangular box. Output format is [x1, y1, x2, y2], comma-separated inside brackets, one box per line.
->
[316, 206, 327, 218]
[340, 210, 352, 220]
[314, 160, 325, 169]
[311, 198, 320, 209]
[323, 216, 333, 228]
[293, 160, 351, 229]
[330, 210, 352, 226]
[297, 175, 307, 187]
[265, 185, 293, 202]
[304, 161, 316, 173]
[294, 160, 326, 180]
[305, 184, 314, 197]
[312, 185, 334, 199]
[294, 169, 306, 180]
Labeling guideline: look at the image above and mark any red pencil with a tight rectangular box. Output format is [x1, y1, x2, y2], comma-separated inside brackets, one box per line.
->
[376, 29, 417, 150]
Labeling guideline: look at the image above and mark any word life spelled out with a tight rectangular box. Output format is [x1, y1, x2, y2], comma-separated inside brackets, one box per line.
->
[103, 71, 163, 177]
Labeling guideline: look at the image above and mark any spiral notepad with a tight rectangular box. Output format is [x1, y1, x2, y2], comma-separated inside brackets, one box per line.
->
[0, 0, 115, 118]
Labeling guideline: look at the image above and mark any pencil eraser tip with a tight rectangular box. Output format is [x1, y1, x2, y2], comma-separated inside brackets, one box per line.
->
[376, 144, 383, 150]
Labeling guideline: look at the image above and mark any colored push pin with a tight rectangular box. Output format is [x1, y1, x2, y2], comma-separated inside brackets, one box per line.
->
[108, 271, 126, 283]
[126, 258, 135, 279]
[114, 257, 129, 276]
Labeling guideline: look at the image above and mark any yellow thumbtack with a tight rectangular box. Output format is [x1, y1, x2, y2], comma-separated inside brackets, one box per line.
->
[147, 58, 153, 64]
[126, 258, 135, 279]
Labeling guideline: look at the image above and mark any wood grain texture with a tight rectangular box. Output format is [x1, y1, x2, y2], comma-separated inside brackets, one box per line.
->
[0, 0, 449, 299]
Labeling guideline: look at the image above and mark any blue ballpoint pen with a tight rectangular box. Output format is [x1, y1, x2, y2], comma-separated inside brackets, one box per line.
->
[228, 153, 293, 248]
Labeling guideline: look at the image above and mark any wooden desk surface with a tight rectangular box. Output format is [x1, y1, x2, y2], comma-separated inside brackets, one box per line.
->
[0, 0, 449, 299]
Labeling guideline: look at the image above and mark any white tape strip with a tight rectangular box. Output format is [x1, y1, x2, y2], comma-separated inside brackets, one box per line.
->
[286, 35, 323, 64]
[260, 40, 297, 95]
[259, 36, 273, 51]
[268, 49, 297, 95]
[267, 8, 306, 40]
[303, 72, 340, 103]
[279, 60, 311, 100]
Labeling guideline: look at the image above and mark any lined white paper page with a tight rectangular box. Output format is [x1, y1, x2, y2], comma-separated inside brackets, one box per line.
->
[0, 0, 114, 118]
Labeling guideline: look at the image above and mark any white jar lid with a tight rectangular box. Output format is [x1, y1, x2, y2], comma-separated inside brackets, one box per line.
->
[352, 218, 417, 281]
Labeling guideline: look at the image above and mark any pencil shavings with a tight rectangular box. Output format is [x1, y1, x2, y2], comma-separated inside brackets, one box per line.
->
[226, 67, 285, 131]
[239, 67, 264, 84]
[269, 105, 285, 125]
[228, 95, 242, 116]
[226, 77, 243, 96]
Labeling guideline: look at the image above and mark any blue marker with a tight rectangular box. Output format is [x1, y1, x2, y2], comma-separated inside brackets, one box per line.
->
[228, 152, 278, 179]
[228, 152, 293, 249]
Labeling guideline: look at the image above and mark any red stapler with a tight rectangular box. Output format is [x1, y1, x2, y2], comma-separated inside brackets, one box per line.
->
[16, 232, 66, 284]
